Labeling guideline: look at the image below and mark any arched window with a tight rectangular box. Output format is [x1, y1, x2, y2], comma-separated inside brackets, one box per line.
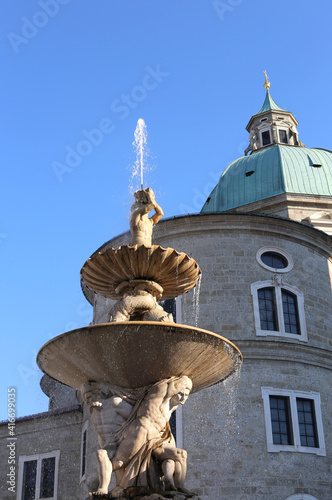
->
[251, 280, 307, 341]
[286, 494, 319, 500]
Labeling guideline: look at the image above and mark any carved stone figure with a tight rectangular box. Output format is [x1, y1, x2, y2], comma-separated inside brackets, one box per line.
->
[105, 190, 176, 324]
[81, 381, 142, 496]
[81, 376, 193, 498]
[130, 188, 164, 247]
[108, 280, 173, 323]
[244, 127, 259, 156]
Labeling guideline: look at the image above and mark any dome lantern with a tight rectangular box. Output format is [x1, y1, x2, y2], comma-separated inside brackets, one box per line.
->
[244, 72, 305, 156]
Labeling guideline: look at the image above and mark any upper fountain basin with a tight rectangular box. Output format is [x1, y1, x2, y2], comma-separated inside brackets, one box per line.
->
[81, 244, 201, 300]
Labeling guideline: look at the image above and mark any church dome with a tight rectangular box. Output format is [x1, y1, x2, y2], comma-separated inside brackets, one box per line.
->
[202, 73, 332, 216]
[201, 145, 332, 213]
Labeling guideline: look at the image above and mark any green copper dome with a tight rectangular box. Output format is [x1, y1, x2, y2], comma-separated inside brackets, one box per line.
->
[201, 145, 332, 213]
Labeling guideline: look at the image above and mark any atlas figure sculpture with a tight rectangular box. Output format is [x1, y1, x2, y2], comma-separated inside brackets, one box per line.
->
[81, 376, 193, 498]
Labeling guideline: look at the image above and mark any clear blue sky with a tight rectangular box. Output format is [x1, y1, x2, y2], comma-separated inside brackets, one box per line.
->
[1, 0, 332, 420]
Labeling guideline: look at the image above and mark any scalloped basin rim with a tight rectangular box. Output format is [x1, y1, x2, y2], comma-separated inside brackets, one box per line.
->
[37, 322, 242, 393]
[80, 245, 201, 300]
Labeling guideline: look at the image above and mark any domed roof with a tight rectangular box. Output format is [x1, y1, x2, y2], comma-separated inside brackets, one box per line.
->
[201, 145, 332, 213]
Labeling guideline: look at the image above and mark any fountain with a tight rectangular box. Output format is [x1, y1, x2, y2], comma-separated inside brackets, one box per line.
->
[37, 122, 242, 500]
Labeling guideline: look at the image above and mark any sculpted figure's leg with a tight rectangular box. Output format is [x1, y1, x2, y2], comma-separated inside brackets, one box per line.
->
[161, 459, 176, 491]
[154, 446, 190, 493]
[93, 449, 112, 496]
[173, 449, 188, 491]
[112, 424, 148, 471]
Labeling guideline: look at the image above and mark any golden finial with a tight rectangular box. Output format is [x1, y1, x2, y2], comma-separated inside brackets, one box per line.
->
[263, 70, 271, 91]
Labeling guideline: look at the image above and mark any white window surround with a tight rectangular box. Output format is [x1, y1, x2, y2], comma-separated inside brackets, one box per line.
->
[80, 420, 89, 482]
[251, 279, 307, 341]
[17, 450, 60, 500]
[286, 495, 319, 500]
[261, 388, 326, 456]
[256, 246, 294, 273]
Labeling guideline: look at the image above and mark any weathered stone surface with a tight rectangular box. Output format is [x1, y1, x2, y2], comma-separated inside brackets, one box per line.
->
[81, 377, 192, 496]
[81, 245, 201, 301]
[37, 322, 241, 392]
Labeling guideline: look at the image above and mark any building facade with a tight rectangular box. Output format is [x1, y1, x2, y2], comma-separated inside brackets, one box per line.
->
[1, 82, 331, 500]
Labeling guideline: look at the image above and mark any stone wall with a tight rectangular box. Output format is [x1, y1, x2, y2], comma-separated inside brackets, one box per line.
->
[0, 407, 83, 500]
[87, 212, 332, 499]
[184, 360, 332, 499]
[12, 212, 330, 499]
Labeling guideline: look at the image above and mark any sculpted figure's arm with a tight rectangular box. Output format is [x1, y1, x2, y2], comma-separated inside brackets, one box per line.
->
[130, 188, 164, 246]
[148, 191, 164, 226]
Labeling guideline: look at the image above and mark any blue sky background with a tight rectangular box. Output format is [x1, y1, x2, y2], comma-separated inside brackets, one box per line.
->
[1, 0, 332, 420]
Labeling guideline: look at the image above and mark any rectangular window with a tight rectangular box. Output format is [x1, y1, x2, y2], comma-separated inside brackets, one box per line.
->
[262, 388, 325, 456]
[162, 298, 177, 321]
[269, 396, 292, 445]
[297, 398, 318, 448]
[282, 290, 300, 335]
[22, 460, 37, 500]
[258, 287, 278, 331]
[262, 130, 271, 146]
[81, 430, 87, 478]
[159, 296, 182, 323]
[279, 129, 288, 143]
[18, 452, 59, 500]
[40, 457, 55, 498]
[169, 411, 177, 439]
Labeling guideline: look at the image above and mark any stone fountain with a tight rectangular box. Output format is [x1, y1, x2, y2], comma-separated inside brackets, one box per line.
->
[37, 185, 242, 500]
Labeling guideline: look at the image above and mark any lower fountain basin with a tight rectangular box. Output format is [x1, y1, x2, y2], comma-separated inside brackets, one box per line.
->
[37, 322, 242, 393]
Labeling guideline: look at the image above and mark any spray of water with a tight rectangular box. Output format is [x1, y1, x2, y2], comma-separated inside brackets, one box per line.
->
[132, 118, 147, 190]
[193, 274, 202, 327]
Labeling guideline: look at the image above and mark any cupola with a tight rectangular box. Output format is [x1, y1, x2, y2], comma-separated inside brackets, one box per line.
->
[244, 71, 305, 156]
[201, 73, 332, 228]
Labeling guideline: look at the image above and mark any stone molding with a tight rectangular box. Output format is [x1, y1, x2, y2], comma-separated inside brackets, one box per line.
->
[234, 339, 332, 370]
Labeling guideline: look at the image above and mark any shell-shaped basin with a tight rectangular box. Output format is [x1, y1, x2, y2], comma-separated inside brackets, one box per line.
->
[81, 244, 201, 300]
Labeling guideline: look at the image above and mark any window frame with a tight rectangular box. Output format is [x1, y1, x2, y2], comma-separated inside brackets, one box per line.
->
[17, 450, 60, 500]
[251, 280, 307, 341]
[256, 246, 294, 273]
[159, 295, 182, 323]
[261, 388, 325, 456]
[260, 127, 272, 146]
[277, 128, 289, 144]
[80, 420, 89, 483]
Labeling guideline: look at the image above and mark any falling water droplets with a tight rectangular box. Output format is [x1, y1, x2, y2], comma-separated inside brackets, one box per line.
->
[192, 274, 201, 327]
